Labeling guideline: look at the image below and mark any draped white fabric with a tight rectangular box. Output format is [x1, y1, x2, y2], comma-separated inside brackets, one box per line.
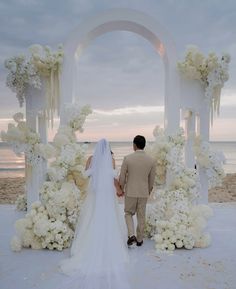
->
[59, 139, 131, 289]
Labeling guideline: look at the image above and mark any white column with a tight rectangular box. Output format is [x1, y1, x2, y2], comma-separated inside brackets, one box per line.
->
[184, 109, 196, 168]
[25, 98, 40, 210]
[164, 65, 180, 134]
[38, 113, 48, 189]
[199, 105, 210, 141]
[198, 104, 210, 204]
[196, 113, 200, 136]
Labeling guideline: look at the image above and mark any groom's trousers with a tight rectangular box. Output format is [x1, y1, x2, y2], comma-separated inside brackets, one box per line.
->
[124, 196, 148, 242]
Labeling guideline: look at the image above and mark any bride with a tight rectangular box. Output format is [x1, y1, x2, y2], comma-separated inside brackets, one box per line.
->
[59, 139, 131, 289]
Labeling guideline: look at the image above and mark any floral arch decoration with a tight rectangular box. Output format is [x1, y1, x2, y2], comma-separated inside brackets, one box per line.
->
[1, 8, 230, 253]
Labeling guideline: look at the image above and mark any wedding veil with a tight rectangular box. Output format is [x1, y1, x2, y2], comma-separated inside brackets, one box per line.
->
[59, 139, 130, 289]
[88, 138, 114, 192]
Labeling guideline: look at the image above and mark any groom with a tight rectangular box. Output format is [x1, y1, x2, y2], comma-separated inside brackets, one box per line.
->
[119, 135, 156, 247]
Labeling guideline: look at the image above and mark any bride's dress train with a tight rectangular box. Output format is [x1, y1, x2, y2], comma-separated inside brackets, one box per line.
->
[59, 139, 131, 289]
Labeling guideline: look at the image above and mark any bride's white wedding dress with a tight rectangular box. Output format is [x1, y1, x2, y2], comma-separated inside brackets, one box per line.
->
[59, 139, 131, 289]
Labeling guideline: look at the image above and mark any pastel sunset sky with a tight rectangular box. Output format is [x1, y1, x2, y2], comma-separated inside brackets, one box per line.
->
[0, 0, 235, 141]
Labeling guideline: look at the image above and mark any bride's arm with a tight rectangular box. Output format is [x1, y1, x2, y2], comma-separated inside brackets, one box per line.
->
[85, 156, 92, 170]
[112, 157, 116, 169]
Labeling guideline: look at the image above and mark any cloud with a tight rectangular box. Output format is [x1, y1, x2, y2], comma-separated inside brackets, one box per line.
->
[0, 0, 235, 141]
[93, 106, 164, 116]
[210, 118, 236, 141]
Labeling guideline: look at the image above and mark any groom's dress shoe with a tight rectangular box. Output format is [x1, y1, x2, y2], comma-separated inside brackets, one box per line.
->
[136, 240, 143, 247]
[127, 236, 137, 246]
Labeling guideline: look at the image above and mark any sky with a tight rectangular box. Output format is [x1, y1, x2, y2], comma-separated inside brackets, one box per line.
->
[0, 0, 235, 141]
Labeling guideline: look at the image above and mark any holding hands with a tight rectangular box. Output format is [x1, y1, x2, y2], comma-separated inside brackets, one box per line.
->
[114, 178, 124, 197]
[116, 186, 124, 197]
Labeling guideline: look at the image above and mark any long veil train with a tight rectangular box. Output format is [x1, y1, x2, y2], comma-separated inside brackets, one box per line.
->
[59, 139, 131, 289]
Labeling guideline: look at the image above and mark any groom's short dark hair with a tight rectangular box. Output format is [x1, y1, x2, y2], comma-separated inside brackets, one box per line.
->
[133, 135, 146, 150]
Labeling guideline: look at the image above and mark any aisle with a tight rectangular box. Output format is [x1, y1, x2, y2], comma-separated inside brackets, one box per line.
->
[1, 203, 236, 289]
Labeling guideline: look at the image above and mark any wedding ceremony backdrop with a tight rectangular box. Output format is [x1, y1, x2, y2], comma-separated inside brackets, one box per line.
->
[1, 9, 230, 252]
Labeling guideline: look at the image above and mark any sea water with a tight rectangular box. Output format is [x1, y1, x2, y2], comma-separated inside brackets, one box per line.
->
[0, 141, 235, 177]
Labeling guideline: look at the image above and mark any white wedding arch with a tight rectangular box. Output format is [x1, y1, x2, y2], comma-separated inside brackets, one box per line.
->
[60, 8, 209, 202]
[60, 8, 180, 133]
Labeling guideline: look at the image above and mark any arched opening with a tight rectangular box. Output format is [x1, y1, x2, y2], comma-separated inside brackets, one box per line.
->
[60, 8, 180, 134]
[73, 30, 165, 142]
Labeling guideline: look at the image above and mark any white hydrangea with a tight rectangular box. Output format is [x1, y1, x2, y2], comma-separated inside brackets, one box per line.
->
[11, 105, 90, 252]
[178, 46, 230, 117]
[12, 181, 82, 251]
[0, 113, 44, 166]
[5, 45, 64, 107]
[5, 55, 41, 106]
[63, 103, 92, 132]
[146, 188, 213, 252]
[15, 194, 27, 211]
[145, 127, 213, 252]
[193, 136, 225, 188]
[147, 126, 198, 195]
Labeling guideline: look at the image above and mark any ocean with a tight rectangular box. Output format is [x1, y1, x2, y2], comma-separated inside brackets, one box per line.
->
[0, 141, 236, 177]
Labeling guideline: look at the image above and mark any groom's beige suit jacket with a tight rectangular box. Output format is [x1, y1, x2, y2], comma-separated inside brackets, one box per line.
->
[119, 151, 156, 197]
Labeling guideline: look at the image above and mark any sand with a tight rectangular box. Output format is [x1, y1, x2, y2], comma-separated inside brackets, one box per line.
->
[0, 177, 25, 204]
[208, 173, 236, 202]
[0, 174, 236, 204]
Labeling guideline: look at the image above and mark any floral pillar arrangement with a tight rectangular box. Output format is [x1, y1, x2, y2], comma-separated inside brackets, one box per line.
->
[178, 45, 230, 124]
[10, 104, 92, 252]
[5, 44, 64, 128]
[146, 126, 212, 251]
[178, 45, 230, 203]
[4, 45, 64, 208]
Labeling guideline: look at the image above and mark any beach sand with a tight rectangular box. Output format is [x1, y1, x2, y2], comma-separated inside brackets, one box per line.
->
[0, 174, 236, 204]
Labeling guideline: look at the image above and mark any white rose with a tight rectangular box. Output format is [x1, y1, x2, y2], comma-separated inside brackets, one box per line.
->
[53, 133, 71, 148]
[29, 44, 43, 55]
[175, 240, 183, 248]
[167, 243, 175, 251]
[36, 143, 56, 159]
[154, 234, 163, 244]
[184, 243, 194, 250]
[31, 239, 43, 250]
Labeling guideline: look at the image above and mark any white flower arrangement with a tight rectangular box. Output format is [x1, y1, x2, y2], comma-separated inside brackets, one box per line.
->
[15, 194, 27, 211]
[13, 193, 76, 251]
[0, 113, 43, 166]
[146, 126, 197, 195]
[146, 126, 213, 252]
[5, 56, 41, 107]
[29, 44, 63, 77]
[146, 126, 171, 186]
[63, 104, 93, 132]
[170, 167, 199, 201]
[193, 136, 225, 189]
[11, 161, 86, 251]
[146, 189, 213, 251]
[11, 105, 91, 251]
[5, 45, 63, 107]
[178, 46, 230, 117]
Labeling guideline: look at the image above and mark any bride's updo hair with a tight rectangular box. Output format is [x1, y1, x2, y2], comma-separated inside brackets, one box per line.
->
[133, 135, 146, 150]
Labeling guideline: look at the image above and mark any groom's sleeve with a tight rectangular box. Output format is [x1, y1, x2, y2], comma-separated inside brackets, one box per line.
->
[119, 157, 127, 190]
[148, 161, 156, 193]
